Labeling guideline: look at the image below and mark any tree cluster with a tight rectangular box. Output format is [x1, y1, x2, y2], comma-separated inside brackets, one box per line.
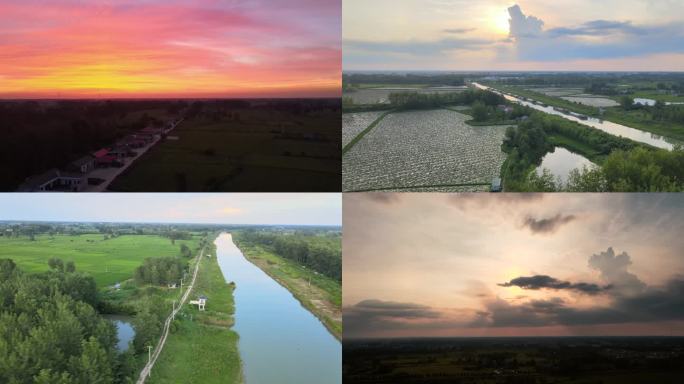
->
[133, 257, 186, 286]
[238, 231, 341, 281]
[0, 258, 125, 383]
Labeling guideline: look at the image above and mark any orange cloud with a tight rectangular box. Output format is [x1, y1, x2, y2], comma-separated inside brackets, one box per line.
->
[0, 1, 341, 98]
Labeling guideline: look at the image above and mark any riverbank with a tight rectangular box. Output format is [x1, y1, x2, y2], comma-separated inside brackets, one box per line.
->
[146, 238, 242, 384]
[233, 233, 342, 340]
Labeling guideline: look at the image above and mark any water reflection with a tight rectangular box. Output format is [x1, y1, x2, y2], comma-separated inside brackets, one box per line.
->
[536, 147, 594, 185]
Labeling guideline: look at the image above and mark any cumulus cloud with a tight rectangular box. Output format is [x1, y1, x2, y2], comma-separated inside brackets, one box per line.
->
[522, 214, 576, 234]
[508, 4, 544, 38]
[506, 4, 684, 61]
[588, 247, 646, 296]
[344, 299, 447, 338]
[498, 275, 611, 295]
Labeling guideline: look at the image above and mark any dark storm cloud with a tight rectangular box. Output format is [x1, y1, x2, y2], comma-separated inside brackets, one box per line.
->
[344, 299, 446, 337]
[498, 275, 610, 295]
[522, 214, 576, 234]
[351, 299, 442, 319]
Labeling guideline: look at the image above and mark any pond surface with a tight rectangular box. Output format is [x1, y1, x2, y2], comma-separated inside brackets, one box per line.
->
[215, 233, 341, 384]
[105, 315, 135, 352]
[536, 147, 594, 185]
[473, 83, 679, 150]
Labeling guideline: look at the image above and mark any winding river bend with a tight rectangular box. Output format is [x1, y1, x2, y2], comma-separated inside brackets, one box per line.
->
[215, 233, 341, 384]
[472, 82, 678, 150]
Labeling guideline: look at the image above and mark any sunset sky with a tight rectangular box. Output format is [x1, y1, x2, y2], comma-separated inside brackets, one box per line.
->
[343, 0, 684, 71]
[0, 193, 341, 225]
[344, 194, 684, 338]
[0, 0, 341, 98]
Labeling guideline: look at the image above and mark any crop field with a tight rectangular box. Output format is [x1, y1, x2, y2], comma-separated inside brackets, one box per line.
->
[342, 109, 509, 191]
[562, 96, 620, 107]
[342, 111, 386, 147]
[109, 107, 340, 192]
[344, 88, 466, 105]
[0, 234, 199, 287]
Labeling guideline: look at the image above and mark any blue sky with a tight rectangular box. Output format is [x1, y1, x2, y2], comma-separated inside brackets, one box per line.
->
[0, 193, 341, 225]
[343, 0, 684, 71]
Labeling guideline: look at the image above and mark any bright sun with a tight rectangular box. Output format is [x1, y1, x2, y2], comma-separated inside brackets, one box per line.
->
[491, 9, 510, 35]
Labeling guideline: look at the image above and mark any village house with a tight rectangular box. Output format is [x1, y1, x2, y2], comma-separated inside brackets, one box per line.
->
[92, 148, 120, 168]
[67, 155, 95, 174]
[17, 168, 86, 192]
[189, 295, 207, 311]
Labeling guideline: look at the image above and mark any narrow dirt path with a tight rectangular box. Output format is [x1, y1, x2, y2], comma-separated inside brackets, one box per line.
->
[136, 245, 203, 384]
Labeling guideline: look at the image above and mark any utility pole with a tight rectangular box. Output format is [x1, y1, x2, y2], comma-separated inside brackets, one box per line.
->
[147, 345, 152, 377]
[172, 300, 176, 320]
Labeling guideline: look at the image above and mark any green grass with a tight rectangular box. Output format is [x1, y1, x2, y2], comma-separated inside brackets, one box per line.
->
[235, 239, 342, 339]
[0, 234, 199, 287]
[147, 240, 242, 384]
[109, 110, 340, 192]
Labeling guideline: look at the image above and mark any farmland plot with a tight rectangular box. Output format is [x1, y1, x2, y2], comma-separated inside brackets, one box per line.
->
[343, 109, 509, 191]
[527, 87, 584, 97]
[561, 96, 619, 107]
[342, 111, 386, 147]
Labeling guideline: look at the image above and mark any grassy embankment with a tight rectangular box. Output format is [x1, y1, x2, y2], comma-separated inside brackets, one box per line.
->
[109, 108, 340, 192]
[490, 84, 684, 142]
[0, 234, 199, 287]
[147, 238, 242, 384]
[233, 233, 342, 340]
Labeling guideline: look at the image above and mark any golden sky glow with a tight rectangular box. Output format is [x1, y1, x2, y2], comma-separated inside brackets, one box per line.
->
[0, 0, 341, 98]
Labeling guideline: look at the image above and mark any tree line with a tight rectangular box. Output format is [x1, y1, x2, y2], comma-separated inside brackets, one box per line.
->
[133, 257, 187, 286]
[237, 231, 341, 281]
[388, 89, 506, 110]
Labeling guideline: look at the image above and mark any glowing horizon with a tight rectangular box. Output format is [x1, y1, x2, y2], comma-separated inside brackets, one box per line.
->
[343, 194, 684, 338]
[0, 0, 341, 99]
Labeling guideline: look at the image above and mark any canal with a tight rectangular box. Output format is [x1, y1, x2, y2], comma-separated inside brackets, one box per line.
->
[214, 233, 341, 384]
[472, 82, 678, 150]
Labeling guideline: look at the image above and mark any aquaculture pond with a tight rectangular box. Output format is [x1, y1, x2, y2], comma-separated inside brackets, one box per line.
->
[536, 147, 595, 185]
[343, 109, 509, 192]
[215, 233, 341, 384]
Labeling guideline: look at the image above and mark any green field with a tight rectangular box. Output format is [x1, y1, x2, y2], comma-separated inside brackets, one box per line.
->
[235, 238, 342, 339]
[148, 240, 242, 384]
[0, 234, 199, 287]
[110, 108, 340, 192]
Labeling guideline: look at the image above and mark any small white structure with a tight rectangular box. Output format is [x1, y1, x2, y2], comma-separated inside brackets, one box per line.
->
[167, 282, 177, 289]
[190, 295, 207, 311]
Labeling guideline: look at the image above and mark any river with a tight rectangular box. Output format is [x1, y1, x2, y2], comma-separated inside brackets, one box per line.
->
[472, 83, 677, 150]
[214, 233, 341, 384]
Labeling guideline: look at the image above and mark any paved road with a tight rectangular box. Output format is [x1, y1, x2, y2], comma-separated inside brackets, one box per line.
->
[136, 245, 203, 384]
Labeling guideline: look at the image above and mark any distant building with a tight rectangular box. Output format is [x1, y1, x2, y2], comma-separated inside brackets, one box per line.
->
[68, 155, 95, 174]
[190, 295, 207, 311]
[17, 168, 85, 192]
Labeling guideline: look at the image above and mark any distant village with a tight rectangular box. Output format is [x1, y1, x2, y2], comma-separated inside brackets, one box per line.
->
[17, 118, 183, 192]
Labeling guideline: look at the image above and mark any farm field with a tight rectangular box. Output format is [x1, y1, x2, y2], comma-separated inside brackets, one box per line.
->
[0, 234, 199, 287]
[342, 111, 386, 147]
[109, 102, 341, 192]
[342, 109, 509, 191]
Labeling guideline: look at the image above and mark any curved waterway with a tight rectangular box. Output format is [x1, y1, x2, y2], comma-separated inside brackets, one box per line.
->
[214, 233, 341, 384]
[473, 83, 678, 150]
